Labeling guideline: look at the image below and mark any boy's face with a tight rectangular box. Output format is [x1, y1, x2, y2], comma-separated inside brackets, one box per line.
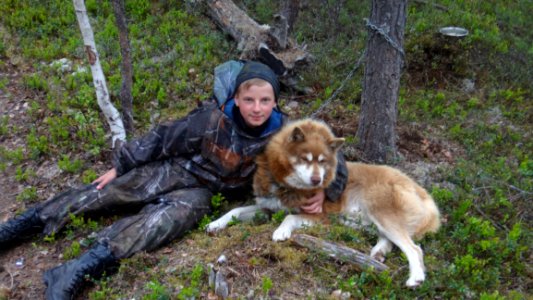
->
[234, 83, 276, 128]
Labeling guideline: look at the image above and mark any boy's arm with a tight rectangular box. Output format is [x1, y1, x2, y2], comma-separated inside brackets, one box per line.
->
[299, 190, 325, 214]
[112, 106, 210, 176]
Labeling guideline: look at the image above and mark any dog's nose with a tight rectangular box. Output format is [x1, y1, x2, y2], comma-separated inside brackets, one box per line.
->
[311, 176, 321, 186]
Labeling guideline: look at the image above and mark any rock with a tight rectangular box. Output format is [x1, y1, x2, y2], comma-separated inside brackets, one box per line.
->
[399, 161, 439, 187]
[331, 289, 351, 300]
[217, 254, 227, 265]
[72, 66, 88, 76]
[50, 58, 72, 73]
[461, 78, 475, 93]
[207, 263, 215, 289]
[36, 161, 61, 180]
[246, 289, 255, 299]
[286, 100, 299, 109]
[215, 269, 229, 299]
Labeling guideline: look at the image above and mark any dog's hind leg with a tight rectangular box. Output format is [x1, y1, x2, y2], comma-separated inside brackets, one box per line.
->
[370, 235, 393, 263]
[373, 220, 425, 287]
[206, 205, 261, 233]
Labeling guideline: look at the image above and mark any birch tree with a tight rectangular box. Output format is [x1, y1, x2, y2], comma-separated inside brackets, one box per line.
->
[73, 0, 126, 148]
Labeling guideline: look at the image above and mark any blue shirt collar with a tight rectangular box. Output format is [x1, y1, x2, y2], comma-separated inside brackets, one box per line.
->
[222, 98, 283, 137]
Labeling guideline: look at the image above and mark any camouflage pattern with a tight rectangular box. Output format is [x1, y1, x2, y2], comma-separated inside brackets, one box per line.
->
[35, 101, 348, 258]
[113, 101, 278, 191]
[98, 188, 212, 258]
[36, 101, 281, 257]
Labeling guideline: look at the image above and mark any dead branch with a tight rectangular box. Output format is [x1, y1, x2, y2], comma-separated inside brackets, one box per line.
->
[204, 0, 311, 79]
[291, 234, 388, 272]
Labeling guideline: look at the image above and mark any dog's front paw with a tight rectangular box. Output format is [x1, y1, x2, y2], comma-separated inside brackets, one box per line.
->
[371, 252, 386, 263]
[405, 271, 425, 288]
[206, 220, 227, 233]
[272, 227, 292, 241]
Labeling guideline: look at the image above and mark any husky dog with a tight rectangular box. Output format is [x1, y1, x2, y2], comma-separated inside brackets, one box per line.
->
[207, 119, 441, 287]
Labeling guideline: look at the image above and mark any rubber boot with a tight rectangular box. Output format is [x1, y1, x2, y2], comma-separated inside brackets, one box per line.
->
[43, 242, 117, 300]
[0, 206, 43, 248]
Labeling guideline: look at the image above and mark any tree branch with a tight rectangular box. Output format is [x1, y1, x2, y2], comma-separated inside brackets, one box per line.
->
[291, 234, 388, 272]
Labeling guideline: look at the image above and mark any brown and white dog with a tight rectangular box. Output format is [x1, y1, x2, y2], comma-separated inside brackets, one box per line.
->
[207, 119, 441, 287]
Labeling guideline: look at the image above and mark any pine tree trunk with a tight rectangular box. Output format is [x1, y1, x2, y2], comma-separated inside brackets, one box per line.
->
[111, 0, 134, 136]
[73, 0, 126, 148]
[356, 0, 407, 163]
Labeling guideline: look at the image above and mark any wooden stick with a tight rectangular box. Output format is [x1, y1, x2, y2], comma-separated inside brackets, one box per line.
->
[291, 234, 388, 272]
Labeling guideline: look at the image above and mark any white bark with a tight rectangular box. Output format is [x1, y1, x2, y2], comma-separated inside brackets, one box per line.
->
[73, 0, 126, 147]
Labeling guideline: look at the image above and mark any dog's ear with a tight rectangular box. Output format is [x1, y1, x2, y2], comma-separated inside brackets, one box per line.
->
[289, 126, 306, 143]
[329, 138, 345, 151]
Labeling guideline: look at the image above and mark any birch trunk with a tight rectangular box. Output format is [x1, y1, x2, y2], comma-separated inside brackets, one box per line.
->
[73, 0, 126, 147]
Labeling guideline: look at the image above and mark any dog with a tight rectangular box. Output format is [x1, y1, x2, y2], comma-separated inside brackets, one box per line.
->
[207, 119, 441, 287]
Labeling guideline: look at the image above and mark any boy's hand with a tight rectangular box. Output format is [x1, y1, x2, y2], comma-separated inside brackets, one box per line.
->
[300, 190, 325, 214]
[93, 168, 117, 190]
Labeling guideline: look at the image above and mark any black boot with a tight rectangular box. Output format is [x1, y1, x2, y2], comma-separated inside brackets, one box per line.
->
[0, 206, 44, 248]
[43, 242, 118, 300]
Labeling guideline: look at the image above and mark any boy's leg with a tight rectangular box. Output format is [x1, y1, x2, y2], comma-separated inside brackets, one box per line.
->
[1, 159, 201, 246]
[39, 159, 201, 235]
[98, 187, 213, 257]
[43, 187, 212, 299]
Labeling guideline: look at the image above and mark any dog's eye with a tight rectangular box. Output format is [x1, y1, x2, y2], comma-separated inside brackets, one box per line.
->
[300, 154, 312, 162]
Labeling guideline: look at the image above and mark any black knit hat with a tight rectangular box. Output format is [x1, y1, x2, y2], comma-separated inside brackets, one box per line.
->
[234, 61, 280, 101]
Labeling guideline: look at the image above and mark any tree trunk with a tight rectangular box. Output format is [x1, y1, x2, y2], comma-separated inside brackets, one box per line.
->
[356, 0, 407, 163]
[111, 0, 134, 136]
[322, 0, 346, 39]
[292, 234, 389, 272]
[204, 0, 310, 80]
[73, 0, 126, 148]
[280, 0, 300, 34]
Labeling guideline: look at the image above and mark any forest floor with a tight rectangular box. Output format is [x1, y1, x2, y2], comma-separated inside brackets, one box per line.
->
[1, 60, 462, 299]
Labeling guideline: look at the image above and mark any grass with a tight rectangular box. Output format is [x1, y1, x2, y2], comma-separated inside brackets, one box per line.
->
[0, 0, 531, 299]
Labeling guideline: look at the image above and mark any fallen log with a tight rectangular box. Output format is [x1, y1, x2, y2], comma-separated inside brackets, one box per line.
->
[292, 234, 389, 272]
[204, 0, 311, 83]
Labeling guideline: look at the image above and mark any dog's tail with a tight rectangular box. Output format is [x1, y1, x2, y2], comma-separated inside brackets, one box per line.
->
[413, 186, 441, 240]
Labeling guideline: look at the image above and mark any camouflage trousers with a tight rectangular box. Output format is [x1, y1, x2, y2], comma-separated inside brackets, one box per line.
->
[38, 159, 212, 258]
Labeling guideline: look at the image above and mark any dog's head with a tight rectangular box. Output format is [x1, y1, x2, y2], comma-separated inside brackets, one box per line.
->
[266, 119, 344, 190]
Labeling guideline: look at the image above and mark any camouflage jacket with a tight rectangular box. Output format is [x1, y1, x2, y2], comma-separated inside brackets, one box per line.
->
[112, 100, 348, 200]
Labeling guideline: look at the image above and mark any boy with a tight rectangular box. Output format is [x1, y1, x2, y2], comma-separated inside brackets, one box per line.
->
[0, 61, 347, 299]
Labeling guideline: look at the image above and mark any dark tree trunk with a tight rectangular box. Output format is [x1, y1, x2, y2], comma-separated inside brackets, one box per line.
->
[280, 0, 300, 34]
[322, 0, 346, 39]
[111, 0, 134, 136]
[356, 0, 407, 163]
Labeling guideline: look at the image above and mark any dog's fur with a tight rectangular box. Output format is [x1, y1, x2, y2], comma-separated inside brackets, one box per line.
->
[207, 119, 441, 287]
